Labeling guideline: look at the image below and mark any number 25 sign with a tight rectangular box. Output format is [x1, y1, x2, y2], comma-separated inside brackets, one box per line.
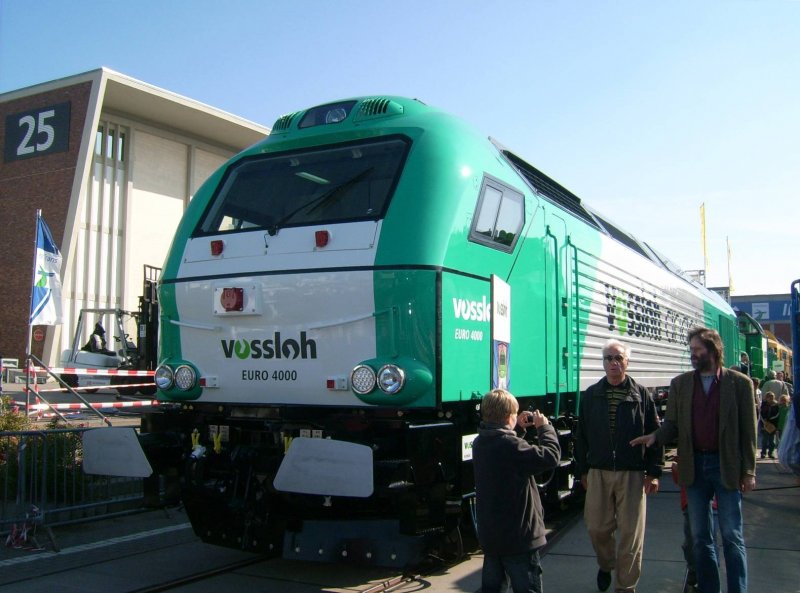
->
[5, 102, 71, 163]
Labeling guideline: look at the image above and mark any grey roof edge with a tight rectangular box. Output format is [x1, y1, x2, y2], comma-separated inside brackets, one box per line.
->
[99, 68, 270, 133]
[1, 67, 270, 150]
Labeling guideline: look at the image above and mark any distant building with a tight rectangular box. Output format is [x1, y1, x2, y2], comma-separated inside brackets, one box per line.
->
[0, 68, 269, 366]
[730, 294, 791, 345]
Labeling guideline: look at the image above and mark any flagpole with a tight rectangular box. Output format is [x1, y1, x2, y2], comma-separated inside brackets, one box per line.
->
[26, 209, 42, 413]
[700, 203, 708, 284]
[727, 236, 734, 297]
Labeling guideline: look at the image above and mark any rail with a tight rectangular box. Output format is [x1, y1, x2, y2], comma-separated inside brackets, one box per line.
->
[0, 426, 148, 535]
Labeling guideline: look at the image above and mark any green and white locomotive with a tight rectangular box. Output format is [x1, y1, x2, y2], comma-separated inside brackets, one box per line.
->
[142, 96, 739, 565]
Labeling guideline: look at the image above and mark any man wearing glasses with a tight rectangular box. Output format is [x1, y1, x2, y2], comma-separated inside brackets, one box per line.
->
[575, 339, 662, 593]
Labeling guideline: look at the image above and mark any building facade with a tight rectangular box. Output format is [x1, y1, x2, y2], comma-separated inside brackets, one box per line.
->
[0, 69, 268, 367]
[731, 294, 791, 346]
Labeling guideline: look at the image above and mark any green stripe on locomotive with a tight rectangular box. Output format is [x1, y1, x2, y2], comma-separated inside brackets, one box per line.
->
[370, 106, 603, 406]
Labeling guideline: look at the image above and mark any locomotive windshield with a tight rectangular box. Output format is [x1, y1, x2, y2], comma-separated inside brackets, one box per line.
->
[196, 137, 409, 235]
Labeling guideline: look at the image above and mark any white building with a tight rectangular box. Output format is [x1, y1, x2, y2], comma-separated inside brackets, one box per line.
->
[0, 68, 269, 366]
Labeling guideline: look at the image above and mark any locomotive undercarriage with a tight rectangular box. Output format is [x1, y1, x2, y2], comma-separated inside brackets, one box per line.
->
[139, 395, 579, 567]
[142, 404, 472, 567]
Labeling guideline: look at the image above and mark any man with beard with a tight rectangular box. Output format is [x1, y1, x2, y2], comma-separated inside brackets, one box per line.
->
[631, 327, 756, 593]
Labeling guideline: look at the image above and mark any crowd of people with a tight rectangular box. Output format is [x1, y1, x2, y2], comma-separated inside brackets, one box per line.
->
[744, 367, 793, 459]
[472, 327, 795, 593]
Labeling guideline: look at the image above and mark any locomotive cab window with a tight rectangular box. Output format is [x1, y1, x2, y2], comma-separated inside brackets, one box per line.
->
[469, 176, 524, 252]
[195, 136, 409, 235]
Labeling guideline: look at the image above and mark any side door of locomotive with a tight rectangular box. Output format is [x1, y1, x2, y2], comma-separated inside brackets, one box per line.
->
[543, 210, 578, 406]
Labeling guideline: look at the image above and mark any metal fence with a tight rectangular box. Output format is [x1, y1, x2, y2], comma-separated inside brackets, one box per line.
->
[1, 427, 146, 533]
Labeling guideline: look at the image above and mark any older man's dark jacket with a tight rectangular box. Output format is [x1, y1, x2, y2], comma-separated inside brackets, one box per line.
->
[472, 422, 560, 556]
[575, 375, 662, 478]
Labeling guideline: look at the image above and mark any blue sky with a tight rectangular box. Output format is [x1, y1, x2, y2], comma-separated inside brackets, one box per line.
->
[2, 0, 797, 295]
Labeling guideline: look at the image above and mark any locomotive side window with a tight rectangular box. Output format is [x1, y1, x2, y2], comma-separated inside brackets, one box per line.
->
[195, 137, 409, 235]
[593, 214, 650, 260]
[469, 175, 524, 252]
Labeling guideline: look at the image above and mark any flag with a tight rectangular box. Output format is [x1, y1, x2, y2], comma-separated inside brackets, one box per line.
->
[30, 215, 64, 325]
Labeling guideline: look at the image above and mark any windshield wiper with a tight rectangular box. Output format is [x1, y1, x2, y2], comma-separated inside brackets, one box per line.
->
[266, 167, 374, 236]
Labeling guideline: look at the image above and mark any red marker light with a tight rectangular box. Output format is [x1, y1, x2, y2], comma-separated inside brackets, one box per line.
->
[326, 378, 335, 389]
[211, 240, 224, 256]
[315, 230, 330, 248]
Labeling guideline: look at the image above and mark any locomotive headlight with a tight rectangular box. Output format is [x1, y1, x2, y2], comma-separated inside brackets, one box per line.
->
[174, 365, 197, 391]
[350, 358, 430, 405]
[154, 362, 202, 401]
[377, 365, 405, 395]
[155, 365, 174, 390]
[351, 365, 377, 394]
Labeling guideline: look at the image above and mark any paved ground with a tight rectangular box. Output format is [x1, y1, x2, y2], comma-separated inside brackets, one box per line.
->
[1, 454, 797, 592]
[537, 457, 800, 593]
[397, 456, 799, 592]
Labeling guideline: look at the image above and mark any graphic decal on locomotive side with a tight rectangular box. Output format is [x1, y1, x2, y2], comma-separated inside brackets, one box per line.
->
[604, 283, 702, 343]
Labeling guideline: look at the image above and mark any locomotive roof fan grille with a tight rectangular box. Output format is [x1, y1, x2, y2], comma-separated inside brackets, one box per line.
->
[271, 111, 300, 133]
[356, 98, 404, 119]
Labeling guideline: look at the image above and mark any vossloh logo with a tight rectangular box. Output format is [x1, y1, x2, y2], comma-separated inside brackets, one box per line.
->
[452, 296, 491, 322]
[221, 332, 317, 360]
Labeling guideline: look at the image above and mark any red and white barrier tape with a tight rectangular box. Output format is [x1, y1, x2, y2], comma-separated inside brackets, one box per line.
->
[38, 367, 155, 376]
[16, 400, 159, 411]
[24, 382, 155, 394]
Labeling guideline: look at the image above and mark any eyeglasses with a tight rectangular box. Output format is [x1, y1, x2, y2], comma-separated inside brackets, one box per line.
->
[603, 355, 626, 363]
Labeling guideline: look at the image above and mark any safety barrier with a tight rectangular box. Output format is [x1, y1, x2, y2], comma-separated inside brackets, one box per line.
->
[0, 427, 148, 533]
[17, 400, 158, 412]
[35, 367, 155, 376]
[23, 385, 157, 397]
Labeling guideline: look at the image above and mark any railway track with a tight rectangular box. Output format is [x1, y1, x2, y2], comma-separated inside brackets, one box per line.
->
[127, 556, 270, 593]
